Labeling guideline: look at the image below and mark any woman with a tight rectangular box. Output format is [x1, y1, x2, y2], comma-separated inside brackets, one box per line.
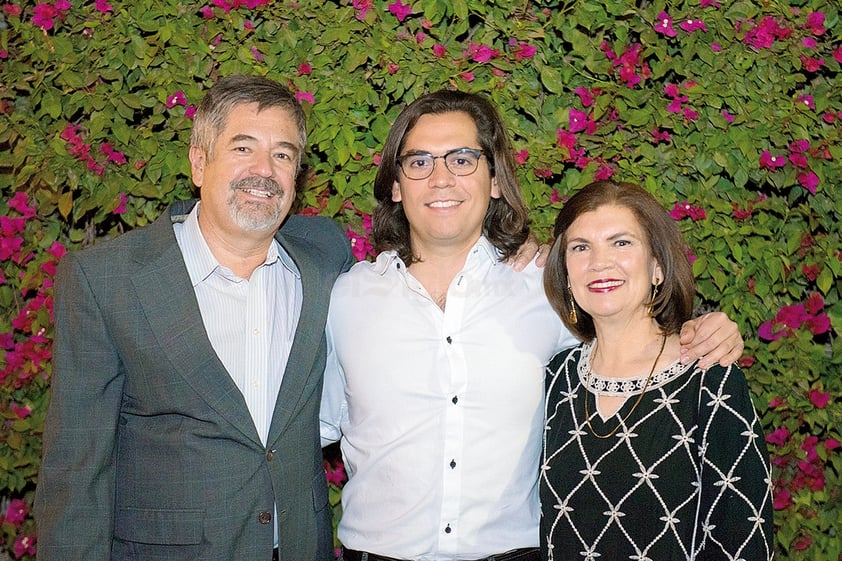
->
[540, 181, 773, 560]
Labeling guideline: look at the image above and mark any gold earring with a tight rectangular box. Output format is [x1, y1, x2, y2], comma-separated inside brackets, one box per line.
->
[568, 286, 578, 324]
[648, 281, 660, 316]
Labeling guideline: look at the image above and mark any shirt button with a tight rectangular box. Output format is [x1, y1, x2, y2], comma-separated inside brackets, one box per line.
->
[446, 336, 453, 344]
[266, 449, 276, 461]
[253, 328, 260, 335]
[258, 511, 272, 524]
[444, 524, 452, 534]
[452, 396, 458, 404]
[450, 459, 456, 469]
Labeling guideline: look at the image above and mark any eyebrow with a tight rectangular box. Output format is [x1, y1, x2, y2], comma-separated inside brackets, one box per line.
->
[229, 134, 300, 154]
[567, 231, 640, 244]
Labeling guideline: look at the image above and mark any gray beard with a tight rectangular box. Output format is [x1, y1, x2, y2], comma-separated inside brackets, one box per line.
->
[228, 177, 285, 232]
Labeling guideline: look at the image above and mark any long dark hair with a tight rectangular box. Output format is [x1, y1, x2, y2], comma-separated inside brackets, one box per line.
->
[372, 90, 529, 264]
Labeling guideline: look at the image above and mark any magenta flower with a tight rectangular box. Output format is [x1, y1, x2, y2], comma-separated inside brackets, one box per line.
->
[711, 42, 721, 51]
[297, 63, 312, 76]
[250, 46, 263, 61]
[514, 150, 529, 165]
[95, 0, 112, 12]
[809, 389, 830, 408]
[184, 105, 197, 119]
[721, 109, 735, 123]
[826, 438, 841, 451]
[802, 37, 817, 49]
[679, 19, 707, 33]
[568, 109, 589, 133]
[295, 91, 315, 105]
[112, 192, 128, 215]
[459, 71, 474, 82]
[32, 3, 60, 30]
[759, 150, 786, 170]
[200, 5, 214, 17]
[699, 0, 720, 7]
[556, 129, 576, 150]
[100, 142, 127, 165]
[804, 11, 826, 35]
[683, 107, 699, 121]
[574, 87, 595, 107]
[325, 460, 347, 486]
[594, 164, 613, 181]
[669, 201, 706, 221]
[13, 535, 37, 558]
[789, 153, 808, 169]
[388, 0, 412, 22]
[651, 128, 671, 143]
[773, 488, 792, 510]
[468, 43, 500, 63]
[432, 44, 446, 58]
[387, 63, 399, 75]
[797, 94, 815, 110]
[805, 292, 824, 314]
[789, 139, 810, 153]
[8, 192, 37, 218]
[166, 90, 186, 108]
[550, 189, 562, 203]
[534, 168, 552, 179]
[800, 56, 824, 72]
[4, 4, 22, 16]
[798, 171, 819, 194]
[508, 39, 537, 62]
[767, 396, 784, 408]
[766, 426, 790, 447]
[5, 498, 27, 525]
[352, 0, 372, 20]
[834, 45, 842, 63]
[743, 16, 790, 49]
[654, 11, 677, 37]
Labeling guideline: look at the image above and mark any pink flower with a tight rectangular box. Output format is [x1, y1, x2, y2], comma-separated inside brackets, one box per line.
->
[768, 396, 784, 408]
[654, 11, 677, 37]
[669, 201, 707, 221]
[388, 0, 412, 22]
[534, 168, 552, 179]
[200, 5, 214, 18]
[8, 192, 37, 218]
[250, 46, 263, 61]
[802, 37, 817, 49]
[100, 142, 127, 165]
[509, 40, 537, 62]
[825, 438, 841, 451]
[683, 107, 699, 121]
[295, 91, 315, 105]
[352, 0, 372, 20]
[113, 192, 128, 215]
[469, 43, 500, 63]
[184, 105, 197, 119]
[4, 4, 23, 16]
[721, 109, 735, 123]
[5, 498, 27, 525]
[573, 87, 595, 107]
[679, 19, 707, 33]
[805, 313, 830, 335]
[804, 11, 826, 35]
[834, 45, 842, 64]
[46, 241, 66, 260]
[766, 426, 790, 447]
[808, 389, 830, 408]
[432, 44, 446, 58]
[797, 94, 815, 110]
[94, 0, 112, 12]
[651, 128, 671, 143]
[797, 171, 819, 194]
[32, 3, 59, 30]
[166, 90, 187, 108]
[800, 56, 824, 72]
[805, 292, 824, 314]
[789, 153, 808, 168]
[711, 42, 721, 51]
[568, 109, 589, 133]
[297, 63, 312, 76]
[789, 139, 810, 153]
[459, 71, 474, 82]
[699, 0, 720, 7]
[773, 488, 792, 510]
[514, 150, 529, 165]
[415, 31, 426, 44]
[759, 150, 786, 170]
[594, 164, 613, 181]
[13, 535, 36, 558]
[556, 129, 576, 150]
[550, 189, 562, 203]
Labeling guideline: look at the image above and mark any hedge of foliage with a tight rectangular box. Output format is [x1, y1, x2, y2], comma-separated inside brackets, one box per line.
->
[1, 0, 840, 559]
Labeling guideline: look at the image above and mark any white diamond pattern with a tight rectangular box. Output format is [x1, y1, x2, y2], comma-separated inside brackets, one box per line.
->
[541, 343, 774, 561]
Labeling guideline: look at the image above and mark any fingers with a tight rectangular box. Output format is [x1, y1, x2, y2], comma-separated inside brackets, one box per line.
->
[679, 312, 744, 369]
[534, 243, 551, 269]
[507, 235, 540, 271]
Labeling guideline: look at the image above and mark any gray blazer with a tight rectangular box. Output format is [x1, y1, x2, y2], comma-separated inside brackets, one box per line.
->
[34, 200, 353, 561]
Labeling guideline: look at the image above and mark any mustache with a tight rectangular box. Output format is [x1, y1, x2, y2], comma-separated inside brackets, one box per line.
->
[230, 176, 281, 196]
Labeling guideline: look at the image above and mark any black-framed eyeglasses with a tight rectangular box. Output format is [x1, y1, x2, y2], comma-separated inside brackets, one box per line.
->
[397, 148, 486, 180]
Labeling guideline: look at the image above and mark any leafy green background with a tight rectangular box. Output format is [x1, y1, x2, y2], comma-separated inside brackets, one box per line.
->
[1, 0, 840, 559]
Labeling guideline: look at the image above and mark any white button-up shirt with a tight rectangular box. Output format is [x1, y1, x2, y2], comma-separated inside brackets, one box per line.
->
[320, 236, 576, 560]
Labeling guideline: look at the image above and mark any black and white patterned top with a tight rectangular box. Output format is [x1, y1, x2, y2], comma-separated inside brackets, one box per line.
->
[540, 342, 774, 561]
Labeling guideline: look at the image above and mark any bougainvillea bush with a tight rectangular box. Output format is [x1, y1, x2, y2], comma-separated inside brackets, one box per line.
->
[0, 0, 840, 558]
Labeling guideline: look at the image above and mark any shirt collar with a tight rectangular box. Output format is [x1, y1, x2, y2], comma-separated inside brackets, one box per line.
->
[178, 202, 299, 286]
[371, 235, 502, 276]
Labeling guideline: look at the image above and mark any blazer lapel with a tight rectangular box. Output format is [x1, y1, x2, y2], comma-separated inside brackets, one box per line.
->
[266, 232, 326, 443]
[132, 207, 263, 447]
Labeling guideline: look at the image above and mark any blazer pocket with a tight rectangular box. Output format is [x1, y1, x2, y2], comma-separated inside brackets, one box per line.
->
[115, 507, 203, 545]
[312, 471, 329, 512]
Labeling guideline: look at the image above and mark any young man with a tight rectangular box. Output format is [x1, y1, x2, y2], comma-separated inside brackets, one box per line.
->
[35, 75, 353, 561]
[320, 90, 743, 561]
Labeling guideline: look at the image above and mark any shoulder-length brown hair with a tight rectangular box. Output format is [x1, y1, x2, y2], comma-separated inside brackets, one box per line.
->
[372, 90, 529, 264]
[543, 181, 696, 342]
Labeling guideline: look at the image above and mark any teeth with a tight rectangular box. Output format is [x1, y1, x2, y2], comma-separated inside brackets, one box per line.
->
[241, 188, 273, 198]
[429, 200, 459, 208]
[590, 280, 623, 289]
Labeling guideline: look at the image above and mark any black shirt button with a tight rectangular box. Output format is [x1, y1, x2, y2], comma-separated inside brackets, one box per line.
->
[452, 396, 458, 404]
